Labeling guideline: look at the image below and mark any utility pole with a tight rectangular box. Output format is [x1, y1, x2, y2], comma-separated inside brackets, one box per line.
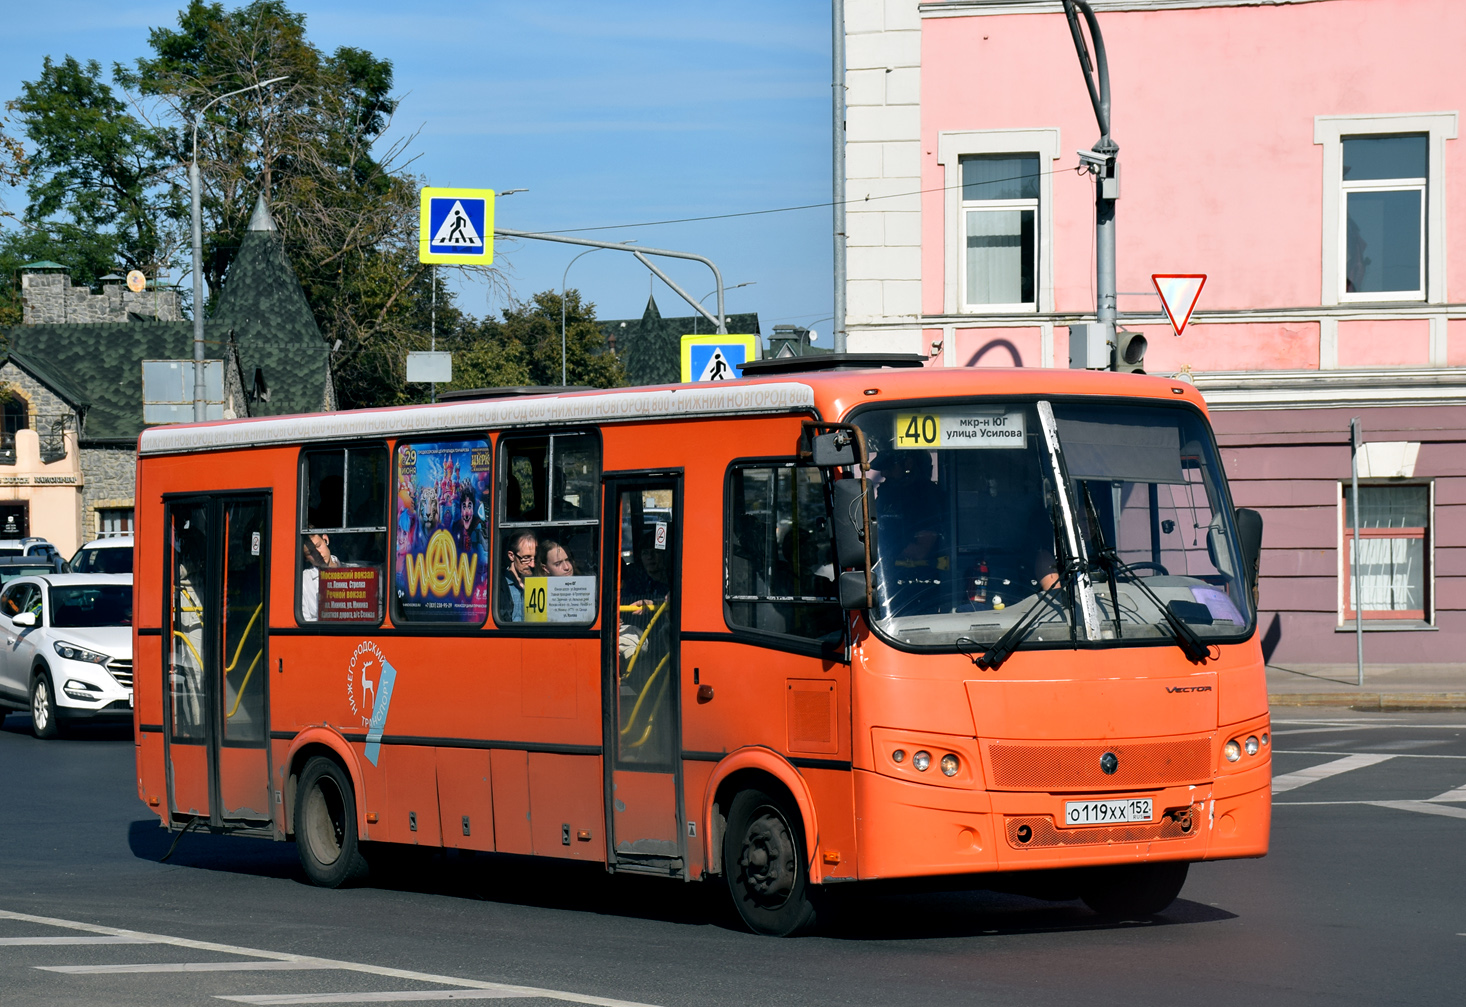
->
[831, 0, 847, 353]
[1350, 418, 1364, 687]
[1062, 1, 1120, 368]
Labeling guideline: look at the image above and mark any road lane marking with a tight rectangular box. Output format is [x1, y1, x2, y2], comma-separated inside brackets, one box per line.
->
[1271, 753, 1394, 793]
[0, 936, 155, 945]
[220, 993, 535, 1003]
[1276, 750, 1466, 759]
[1427, 783, 1466, 802]
[0, 910, 662, 1007]
[40, 961, 342, 974]
[1275, 799, 1466, 820]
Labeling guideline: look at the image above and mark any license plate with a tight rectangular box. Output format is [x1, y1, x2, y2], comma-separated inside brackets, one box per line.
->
[128, 692, 134, 709]
[1064, 798, 1152, 826]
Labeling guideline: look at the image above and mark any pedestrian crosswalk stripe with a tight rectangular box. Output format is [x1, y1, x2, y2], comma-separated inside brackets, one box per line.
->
[0, 936, 154, 945]
[1274, 799, 1466, 820]
[39, 961, 340, 974]
[1271, 753, 1395, 793]
[220, 992, 534, 1003]
[1427, 782, 1466, 802]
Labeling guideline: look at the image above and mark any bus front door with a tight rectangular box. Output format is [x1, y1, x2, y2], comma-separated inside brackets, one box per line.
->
[601, 477, 685, 876]
[164, 496, 273, 830]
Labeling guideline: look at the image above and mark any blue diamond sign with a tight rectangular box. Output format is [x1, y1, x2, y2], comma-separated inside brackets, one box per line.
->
[419, 187, 494, 264]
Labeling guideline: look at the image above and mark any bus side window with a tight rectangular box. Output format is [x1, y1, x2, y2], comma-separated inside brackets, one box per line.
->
[298, 445, 388, 624]
[725, 463, 843, 646]
[496, 431, 600, 626]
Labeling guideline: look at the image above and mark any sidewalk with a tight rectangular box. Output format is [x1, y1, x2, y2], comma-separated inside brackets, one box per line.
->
[1267, 663, 1466, 711]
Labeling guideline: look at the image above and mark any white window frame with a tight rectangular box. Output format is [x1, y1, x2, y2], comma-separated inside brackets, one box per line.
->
[959, 157, 1039, 312]
[1316, 112, 1457, 306]
[1335, 479, 1435, 629]
[938, 129, 1060, 316]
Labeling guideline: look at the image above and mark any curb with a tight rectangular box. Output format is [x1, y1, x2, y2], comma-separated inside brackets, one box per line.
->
[1268, 692, 1466, 711]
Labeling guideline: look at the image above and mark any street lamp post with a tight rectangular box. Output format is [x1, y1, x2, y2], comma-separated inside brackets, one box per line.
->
[560, 240, 633, 387]
[189, 76, 287, 421]
[692, 281, 755, 334]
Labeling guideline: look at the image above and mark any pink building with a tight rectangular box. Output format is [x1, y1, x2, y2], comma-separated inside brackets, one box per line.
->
[841, 0, 1466, 665]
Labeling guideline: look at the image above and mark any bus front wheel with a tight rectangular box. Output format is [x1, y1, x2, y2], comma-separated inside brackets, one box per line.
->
[723, 787, 818, 937]
[294, 756, 369, 888]
[1079, 861, 1189, 919]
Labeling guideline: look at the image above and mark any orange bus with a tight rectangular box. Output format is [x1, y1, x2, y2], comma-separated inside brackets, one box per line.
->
[132, 359, 1270, 936]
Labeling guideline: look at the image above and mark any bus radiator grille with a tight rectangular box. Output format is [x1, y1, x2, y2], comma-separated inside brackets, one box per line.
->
[1004, 804, 1203, 849]
[985, 738, 1212, 791]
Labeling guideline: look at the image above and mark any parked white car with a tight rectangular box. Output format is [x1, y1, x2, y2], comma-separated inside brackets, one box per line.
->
[0, 573, 133, 738]
[69, 535, 135, 575]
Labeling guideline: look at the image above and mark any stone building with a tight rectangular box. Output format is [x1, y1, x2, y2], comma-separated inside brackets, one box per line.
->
[0, 196, 334, 553]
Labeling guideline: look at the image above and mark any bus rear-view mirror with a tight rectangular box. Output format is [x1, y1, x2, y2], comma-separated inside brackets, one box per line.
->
[811, 430, 858, 468]
[1235, 507, 1263, 598]
[831, 478, 868, 570]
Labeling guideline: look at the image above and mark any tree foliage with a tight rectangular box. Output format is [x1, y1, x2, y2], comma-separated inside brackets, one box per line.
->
[3, 0, 529, 408]
[442, 290, 625, 395]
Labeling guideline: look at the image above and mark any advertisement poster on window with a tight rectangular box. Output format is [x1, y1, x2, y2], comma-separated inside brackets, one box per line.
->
[395, 439, 491, 622]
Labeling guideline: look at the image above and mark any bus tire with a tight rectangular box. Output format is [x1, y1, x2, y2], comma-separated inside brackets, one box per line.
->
[1079, 861, 1189, 919]
[30, 668, 60, 739]
[294, 756, 369, 888]
[722, 786, 818, 937]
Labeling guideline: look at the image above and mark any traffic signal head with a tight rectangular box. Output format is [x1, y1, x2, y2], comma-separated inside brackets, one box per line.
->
[1114, 329, 1147, 373]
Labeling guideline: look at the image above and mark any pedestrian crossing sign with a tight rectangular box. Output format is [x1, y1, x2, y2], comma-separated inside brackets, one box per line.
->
[680, 334, 759, 383]
[419, 187, 495, 264]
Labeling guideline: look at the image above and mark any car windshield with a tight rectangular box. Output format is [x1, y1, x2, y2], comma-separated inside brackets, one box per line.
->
[71, 546, 133, 575]
[0, 548, 21, 559]
[50, 585, 133, 628]
[853, 399, 1252, 651]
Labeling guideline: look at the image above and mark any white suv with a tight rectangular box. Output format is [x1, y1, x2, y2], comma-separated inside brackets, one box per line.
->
[0, 573, 133, 738]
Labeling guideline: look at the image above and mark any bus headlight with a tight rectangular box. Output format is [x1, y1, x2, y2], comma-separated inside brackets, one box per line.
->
[1224, 739, 1242, 763]
[912, 751, 931, 772]
[940, 754, 959, 777]
[891, 749, 905, 764]
[1245, 736, 1260, 756]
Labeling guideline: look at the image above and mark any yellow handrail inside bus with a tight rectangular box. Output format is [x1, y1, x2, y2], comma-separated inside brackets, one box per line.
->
[172, 630, 204, 669]
[223, 604, 263, 674]
[628, 662, 671, 749]
[226, 650, 263, 719]
[620, 598, 668, 681]
[619, 653, 669, 741]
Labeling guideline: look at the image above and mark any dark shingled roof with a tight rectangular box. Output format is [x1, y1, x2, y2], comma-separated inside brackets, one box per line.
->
[0, 194, 332, 443]
[210, 198, 331, 417]
[7, 322, 227, 444]
[600, 295, 760, 386]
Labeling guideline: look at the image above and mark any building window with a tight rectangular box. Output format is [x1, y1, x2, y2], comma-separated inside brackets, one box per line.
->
[960, 154, 1038, 309]
[1342, 134, 1427, 300]
[1315, 112, 1456, 306]
[0, 395, 27, 462]
[98, 508, 133, 538]
[1342, 483, 1430, 622]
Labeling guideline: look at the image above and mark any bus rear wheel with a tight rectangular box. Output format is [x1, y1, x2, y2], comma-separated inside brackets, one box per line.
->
[723, 787, 818, 937]
[1079, 861, 1189, 919]
[294, 756, 369, 888]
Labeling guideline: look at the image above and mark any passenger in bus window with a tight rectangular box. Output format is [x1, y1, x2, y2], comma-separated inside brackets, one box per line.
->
[536, 538, 574, 577]
[618, 538, 670, 658]
[500, 530, 537, 622]
[300, 532, 339, 621]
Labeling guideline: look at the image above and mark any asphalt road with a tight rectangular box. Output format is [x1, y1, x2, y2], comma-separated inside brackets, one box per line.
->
[2, 708, 1464, 1007]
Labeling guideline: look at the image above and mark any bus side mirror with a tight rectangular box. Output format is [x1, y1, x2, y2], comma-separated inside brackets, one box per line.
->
[1235, 507, 1263, 598]
[811, 430, 857, 468]
[832, 478, 872, 609]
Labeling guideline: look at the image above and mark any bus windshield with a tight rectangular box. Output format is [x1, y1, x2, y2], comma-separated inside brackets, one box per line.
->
[855, 399, 1253, 652]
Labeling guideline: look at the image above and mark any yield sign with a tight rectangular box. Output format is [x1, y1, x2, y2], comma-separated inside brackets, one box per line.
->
[1151, 274, 1207, 337]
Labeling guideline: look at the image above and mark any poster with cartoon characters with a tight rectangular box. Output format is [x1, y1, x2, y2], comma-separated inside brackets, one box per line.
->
[394, 439, 491, 622]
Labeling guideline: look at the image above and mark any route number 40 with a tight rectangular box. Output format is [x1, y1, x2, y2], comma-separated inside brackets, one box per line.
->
[896, 413, 940, 448]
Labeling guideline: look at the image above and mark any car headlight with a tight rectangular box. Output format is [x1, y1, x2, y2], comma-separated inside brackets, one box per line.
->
[54, 641, 111, 665]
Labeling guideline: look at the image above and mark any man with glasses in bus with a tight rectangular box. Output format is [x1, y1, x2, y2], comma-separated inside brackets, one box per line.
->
[500, 530, 537, 622]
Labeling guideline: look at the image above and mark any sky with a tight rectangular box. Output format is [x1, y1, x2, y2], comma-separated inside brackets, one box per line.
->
[0, 1, 837, 339]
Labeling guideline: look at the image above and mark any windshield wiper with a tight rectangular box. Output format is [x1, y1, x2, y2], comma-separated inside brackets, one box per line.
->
[1080, 483, 1211, 664]
[958, 580, 1069, 671]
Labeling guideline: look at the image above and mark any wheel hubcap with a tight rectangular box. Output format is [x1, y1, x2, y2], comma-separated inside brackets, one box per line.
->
[738, 807, 797, 908]
[33, 680, 49, 730]
[303, 779, 344, 865]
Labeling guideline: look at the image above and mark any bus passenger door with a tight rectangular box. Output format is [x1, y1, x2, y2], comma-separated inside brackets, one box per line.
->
[164, 496, 273, 830]
[601, 477, 684, 876]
